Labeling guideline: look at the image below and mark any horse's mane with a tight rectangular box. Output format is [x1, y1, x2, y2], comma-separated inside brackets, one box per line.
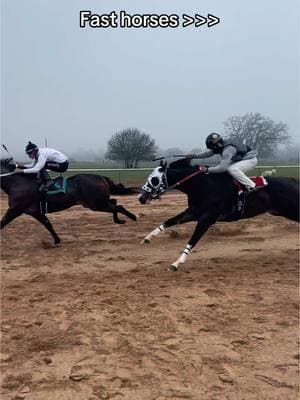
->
[168, 158, 206, 174]
[168, 158, 231, 181]
[0, 157, 16, 174]
[168, 158, 194, 170]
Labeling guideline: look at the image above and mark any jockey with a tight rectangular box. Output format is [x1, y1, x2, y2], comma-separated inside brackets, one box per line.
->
[188, 133, 258, 191]
[15, 142, 69, 189]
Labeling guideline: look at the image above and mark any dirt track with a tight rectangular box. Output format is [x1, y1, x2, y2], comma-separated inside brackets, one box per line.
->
[1, 193, 299, 400]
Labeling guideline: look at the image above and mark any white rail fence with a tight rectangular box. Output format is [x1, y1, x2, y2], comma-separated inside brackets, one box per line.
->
[66, 165, 299, 184]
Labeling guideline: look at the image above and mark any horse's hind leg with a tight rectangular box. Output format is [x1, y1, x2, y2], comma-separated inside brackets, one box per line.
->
[31, 213, 61, 245]
[102, 199, 125, 224]
[115, 203, 137, 221]
[96, 199, 136, 224]
[1, 208, 22, 229]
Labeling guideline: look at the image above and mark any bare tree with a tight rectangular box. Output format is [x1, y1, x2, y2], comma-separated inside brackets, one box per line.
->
[106, 128, 157, 168]
[224, 112, 291, 158]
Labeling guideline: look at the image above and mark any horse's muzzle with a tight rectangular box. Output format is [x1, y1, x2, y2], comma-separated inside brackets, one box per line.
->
[138, 191, 151, 205]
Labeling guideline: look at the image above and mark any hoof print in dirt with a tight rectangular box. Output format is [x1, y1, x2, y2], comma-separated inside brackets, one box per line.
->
[15, 386, 30, 399]
[70, 372, 85, 381]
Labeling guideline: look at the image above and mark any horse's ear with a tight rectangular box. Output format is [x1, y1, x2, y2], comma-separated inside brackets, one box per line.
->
[159, 160, 163, 167]
[162, 161, 167, 171]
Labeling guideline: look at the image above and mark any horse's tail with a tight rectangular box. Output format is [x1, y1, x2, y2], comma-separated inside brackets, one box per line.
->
[104, 177, 140, 195]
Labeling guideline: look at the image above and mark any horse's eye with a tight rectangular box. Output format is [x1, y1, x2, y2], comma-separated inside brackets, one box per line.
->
[151, 177, 160, 187]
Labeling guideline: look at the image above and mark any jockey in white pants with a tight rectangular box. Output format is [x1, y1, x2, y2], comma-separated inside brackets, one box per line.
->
[188, 133, 258, 191]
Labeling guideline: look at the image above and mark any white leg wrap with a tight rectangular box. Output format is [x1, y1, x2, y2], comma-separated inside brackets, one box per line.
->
[171, 244, 192, 269]
[141, 224, 165, 243]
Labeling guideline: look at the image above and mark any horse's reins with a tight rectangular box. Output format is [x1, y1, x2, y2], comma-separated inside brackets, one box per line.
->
[163, 168, 206, 194]
[0, 171, 16, 177]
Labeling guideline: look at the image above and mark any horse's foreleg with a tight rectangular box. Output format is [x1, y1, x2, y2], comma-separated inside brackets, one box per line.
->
[31, 213, 61, 245]
[141, 224, 166, 244]
[169, 213, 217, 272]
[1, 208, 22, 229]
[141, 208, 193, 244]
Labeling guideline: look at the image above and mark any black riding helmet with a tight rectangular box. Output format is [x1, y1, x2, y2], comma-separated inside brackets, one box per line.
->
[25, 141, 38, 154]
[206, 133, 223, 150]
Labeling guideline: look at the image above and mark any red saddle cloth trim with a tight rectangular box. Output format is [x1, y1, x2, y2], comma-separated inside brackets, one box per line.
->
[234, 176, 268, 191]
[249, 176, 268, 187]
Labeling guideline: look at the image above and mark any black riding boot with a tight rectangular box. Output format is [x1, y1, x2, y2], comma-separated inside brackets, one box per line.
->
[229, 190, 246, 220]
[38, 169, 51, 189]
[237, 191, 245, 212]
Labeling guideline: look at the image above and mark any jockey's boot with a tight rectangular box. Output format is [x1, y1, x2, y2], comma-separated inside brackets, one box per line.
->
[38, 169, 51, 192]
[237, 190, 245, 212]
[221, 185, 256, 222]
[230, 190, 246, 220]
[234, 186, 256, 219]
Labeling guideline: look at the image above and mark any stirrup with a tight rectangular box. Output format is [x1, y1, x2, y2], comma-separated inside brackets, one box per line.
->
[39, 184, 47, 193]
[245, 186, 257, 195]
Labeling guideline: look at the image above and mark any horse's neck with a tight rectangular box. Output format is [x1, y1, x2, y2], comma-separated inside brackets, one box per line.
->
[166, 167, 196, 187]
[0, 175, 35, 194]
[0, 175, 16, 194]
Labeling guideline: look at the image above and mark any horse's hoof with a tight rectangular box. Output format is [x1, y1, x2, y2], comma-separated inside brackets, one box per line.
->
[141, 238, 150, 245]
[42, 240, 59, 249]
[168, 265, 178, 272]
[115, 220, 126, 224]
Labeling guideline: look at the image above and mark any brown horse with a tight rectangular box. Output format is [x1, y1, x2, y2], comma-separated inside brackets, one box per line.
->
[1, 158, 138, 245]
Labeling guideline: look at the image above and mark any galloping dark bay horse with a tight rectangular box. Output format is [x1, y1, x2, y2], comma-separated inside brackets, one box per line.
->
[1, 158, 137, 245]
[139, 158, 299, 271]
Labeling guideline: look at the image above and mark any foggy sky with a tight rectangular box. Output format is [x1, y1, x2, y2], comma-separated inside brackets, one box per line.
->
[1, 0, 299, 158]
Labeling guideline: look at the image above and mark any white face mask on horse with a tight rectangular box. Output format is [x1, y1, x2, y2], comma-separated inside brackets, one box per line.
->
[139, 165, 167, 204]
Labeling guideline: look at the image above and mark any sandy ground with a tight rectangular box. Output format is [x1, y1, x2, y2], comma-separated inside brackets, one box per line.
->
[1, 193, 299, 400]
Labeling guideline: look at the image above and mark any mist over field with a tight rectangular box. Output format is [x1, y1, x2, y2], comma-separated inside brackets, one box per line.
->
[1, 0, 299, 162]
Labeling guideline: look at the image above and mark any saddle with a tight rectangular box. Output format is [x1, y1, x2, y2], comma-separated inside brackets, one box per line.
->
[234, 176, 268, 193]
[38, 177, 67, 214]
[39, 176, 67, 195]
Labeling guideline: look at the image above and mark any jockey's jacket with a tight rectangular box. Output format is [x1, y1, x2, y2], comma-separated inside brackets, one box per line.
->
[193, 141, 258, 173]
[23, 148, 68, 174]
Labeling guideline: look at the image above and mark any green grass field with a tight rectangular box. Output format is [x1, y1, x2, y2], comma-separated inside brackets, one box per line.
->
[66, 164, 150, 185]
[252, 166, 299, 179]
[61, 163, 299, 185]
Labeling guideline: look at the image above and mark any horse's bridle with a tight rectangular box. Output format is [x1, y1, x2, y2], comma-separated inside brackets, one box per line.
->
[143, 166, 209, 200]
[141, 171, 169, 199]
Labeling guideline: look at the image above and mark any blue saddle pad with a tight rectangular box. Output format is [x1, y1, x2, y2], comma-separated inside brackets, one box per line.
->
[46, 176, 67, 195]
